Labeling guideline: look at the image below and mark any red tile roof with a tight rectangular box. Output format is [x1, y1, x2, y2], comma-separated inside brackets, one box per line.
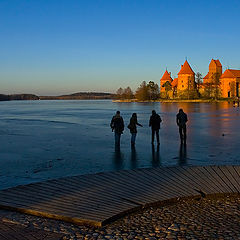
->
[178, 60, 195, 75]
[160, 70, 173, 81]
[220, 69, 240, 79]
[171, 78, 178, 87]
[203, 72, 209, 79]
[211, 59, 222, 67]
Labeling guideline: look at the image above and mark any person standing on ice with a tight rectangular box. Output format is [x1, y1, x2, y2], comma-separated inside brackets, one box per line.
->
[110, 111, 124, 147]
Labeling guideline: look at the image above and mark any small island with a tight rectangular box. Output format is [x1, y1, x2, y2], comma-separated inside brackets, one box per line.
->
[114, 59, 240, 102]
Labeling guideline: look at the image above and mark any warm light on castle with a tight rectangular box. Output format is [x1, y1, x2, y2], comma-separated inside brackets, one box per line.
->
[160, 59, 240, 99]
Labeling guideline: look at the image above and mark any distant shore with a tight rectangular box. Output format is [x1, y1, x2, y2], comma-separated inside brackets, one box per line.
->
[0, 92, 114, 101]
[0, 93, 235, 103]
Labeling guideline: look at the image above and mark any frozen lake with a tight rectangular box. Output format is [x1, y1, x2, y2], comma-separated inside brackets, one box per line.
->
[0, 100, 239, 189]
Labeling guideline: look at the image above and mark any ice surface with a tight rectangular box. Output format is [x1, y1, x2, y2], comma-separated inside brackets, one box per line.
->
[0, 100, 239, 189]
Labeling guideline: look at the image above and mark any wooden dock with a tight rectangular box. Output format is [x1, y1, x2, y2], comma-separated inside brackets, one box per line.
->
[0, 166, 239, 227]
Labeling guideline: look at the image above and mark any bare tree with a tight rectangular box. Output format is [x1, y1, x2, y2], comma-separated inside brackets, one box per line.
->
[195, 72, 203, 96]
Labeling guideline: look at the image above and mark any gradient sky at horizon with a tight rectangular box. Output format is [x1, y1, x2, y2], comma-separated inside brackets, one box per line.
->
[0, 0, 240, 95]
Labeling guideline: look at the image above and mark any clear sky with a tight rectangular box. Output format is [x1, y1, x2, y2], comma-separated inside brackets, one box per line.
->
[0, 0, 240, 95]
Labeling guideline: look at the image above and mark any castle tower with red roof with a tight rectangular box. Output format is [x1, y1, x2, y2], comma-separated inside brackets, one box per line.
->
[203, 59, 222, 84]
[160, 70, 173, 92]
[177, 60, 195, 92]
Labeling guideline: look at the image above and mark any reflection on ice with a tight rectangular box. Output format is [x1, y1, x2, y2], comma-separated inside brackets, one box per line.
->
[151, 144, 161, 167]
[179, 143, 187, 166]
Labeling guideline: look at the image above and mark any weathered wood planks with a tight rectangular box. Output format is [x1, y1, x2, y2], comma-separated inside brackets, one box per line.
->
[0, 166, 239, 227]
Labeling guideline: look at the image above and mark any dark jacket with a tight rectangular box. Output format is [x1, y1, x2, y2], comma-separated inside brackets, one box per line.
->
[128, 116, 142, 134]
[149, 113, 162, 130]
[176, 112, 188, 127]
[110, 114, 124, 134]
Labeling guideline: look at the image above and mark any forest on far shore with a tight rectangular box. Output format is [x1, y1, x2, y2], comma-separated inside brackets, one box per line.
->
[116, 81, 160, 101]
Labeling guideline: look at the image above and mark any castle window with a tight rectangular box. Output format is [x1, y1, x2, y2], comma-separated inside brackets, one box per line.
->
[182, 81, 183, 83]
[182, 85, 184, 88]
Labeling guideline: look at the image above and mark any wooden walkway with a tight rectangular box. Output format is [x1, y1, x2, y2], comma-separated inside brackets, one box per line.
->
[0, 166, 239, 227]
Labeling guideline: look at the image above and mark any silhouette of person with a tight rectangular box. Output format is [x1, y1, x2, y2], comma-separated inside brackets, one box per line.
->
[128, 113, 143, 146]
[110, 111, 124, 147]
[149, 110, 162, 145]
[176, 109, 188, 144]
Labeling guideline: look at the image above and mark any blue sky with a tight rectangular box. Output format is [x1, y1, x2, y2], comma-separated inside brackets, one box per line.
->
[0, 0, 240, 95]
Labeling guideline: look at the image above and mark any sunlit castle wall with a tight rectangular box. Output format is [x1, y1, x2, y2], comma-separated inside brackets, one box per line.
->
[220, 77, 237, 98]
[177, 74, 195, 91]
[220, 69, 240, 98]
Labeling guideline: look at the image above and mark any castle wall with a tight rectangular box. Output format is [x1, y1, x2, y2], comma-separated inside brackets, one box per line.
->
[220, 78, 240, 98]
[177, 74, 195, 91]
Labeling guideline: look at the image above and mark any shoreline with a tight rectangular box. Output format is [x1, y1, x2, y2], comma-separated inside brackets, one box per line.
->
[112, 99, 233, 103]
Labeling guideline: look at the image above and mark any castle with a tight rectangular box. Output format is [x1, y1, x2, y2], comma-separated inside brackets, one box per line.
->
[160, 59, 240, 98]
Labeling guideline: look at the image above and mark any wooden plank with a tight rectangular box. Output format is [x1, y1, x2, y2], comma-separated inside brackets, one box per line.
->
[0, 192, 130, 221]
[224, 166, 240, 192]
[142, 167, 196, 196]
[166, 167, 210, 193]
[115, 169, 183, 201]
[2, 183, 138, 211]
[190, 167, 225, 193]
[233, 166, 240, 180]
[0, 199, 105, 223]
[129, 168, 191, 199]
[92, 170, 165, 203]
[211, 166, 237, 193]
[180, 166, 218, 194]
[206, 166, 233, 193]
[65, 171, 157, 204]
[0, 190, 120, 216]
[1, 175, 142, 209]
[217, 166, 240, 193]
[139, 167, 194, 198]
[0, 191, 129, 220]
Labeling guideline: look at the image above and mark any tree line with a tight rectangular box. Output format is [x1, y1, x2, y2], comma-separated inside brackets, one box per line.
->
[116, 81, 160, 101]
